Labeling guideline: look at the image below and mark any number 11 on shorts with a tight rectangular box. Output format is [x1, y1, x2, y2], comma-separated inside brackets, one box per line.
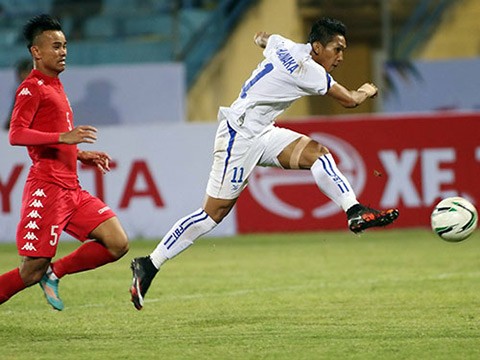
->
[231, 167, 244, 183]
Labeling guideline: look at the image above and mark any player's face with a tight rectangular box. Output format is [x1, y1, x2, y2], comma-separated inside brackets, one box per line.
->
[312, 35, 346, 72]
[31, 30, 67, 77]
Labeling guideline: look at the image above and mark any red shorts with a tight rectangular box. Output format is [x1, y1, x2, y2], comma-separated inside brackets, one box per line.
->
[17, 178, 116, 258]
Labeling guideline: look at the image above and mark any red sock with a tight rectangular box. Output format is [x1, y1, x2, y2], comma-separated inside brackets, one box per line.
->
[0, 268, 26, 304]
[51, 241, 116, 278]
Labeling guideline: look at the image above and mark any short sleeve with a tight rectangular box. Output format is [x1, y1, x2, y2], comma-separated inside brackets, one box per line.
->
[298, 60, 337, 95]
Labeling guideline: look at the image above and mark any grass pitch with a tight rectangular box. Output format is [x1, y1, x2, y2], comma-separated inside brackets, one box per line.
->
[0, 229, 479, 360]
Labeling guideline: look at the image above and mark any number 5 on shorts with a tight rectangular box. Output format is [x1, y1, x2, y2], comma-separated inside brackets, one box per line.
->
[50, 225, 59, 246]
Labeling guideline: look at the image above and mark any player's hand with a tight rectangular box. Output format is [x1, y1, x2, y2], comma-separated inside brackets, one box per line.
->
[357, 83, 378, 98]
[253, 31, 270, 48]
[78, 150, 112, 174]
[59, 125, 98, 144]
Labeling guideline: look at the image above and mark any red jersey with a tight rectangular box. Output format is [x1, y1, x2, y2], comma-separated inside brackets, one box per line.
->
[9, 69, 79, 189]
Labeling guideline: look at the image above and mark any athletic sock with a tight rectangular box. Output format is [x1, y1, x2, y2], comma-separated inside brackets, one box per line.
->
[150, 208, 217, 269]
[45, 265, 58, 280]
[51, 241, 116, 278]
[0, 268, 26, 304]
[311, 153, 359, 211]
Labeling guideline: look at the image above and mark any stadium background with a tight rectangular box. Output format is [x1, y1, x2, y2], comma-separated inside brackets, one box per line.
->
[0, 0, 479, 241]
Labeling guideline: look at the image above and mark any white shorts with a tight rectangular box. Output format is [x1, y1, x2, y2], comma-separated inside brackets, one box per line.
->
[206, 120, 302, 199]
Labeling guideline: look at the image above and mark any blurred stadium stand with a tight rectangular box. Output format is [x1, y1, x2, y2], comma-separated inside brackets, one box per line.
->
[0, 0, 254, 86]
[297, 0, 455, 60]
[0, 0, 456, 86]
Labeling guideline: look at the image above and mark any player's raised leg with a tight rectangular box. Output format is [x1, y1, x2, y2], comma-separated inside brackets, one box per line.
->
[278, 136, 399, 232]
[310, 154, 399, 232]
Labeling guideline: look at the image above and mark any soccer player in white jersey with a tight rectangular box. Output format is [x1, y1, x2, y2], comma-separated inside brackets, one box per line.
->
[129, 17, 399, 310]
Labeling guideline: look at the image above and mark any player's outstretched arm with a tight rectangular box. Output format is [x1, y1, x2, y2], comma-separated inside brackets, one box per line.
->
[327, 82, 378, 108]
[9, 124, 97, 146]
[253, 31, 271, 48]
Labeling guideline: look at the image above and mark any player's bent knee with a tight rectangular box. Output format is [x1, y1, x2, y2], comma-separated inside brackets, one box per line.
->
[298, 142, 330, 168]
[203, 198, 236, 223]
[315, 143, 329, 156]
[208, 210, 228, 224]
[90, 217, 129, 258]
[110, 234, 129, 259]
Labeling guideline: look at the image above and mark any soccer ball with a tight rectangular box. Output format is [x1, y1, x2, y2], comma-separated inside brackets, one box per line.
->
[431, 197, 478, 242]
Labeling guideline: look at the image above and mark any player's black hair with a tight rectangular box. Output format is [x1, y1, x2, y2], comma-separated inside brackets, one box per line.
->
[23, 14, 62, 50]
[308, 17, 346, 46]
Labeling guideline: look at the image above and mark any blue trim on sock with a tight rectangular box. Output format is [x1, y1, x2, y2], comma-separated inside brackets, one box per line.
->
[319, 155, 350, 194]
[164, 210, 209, 250]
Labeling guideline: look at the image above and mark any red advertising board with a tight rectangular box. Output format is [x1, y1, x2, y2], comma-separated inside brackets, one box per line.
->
[235, 112, 480, 233]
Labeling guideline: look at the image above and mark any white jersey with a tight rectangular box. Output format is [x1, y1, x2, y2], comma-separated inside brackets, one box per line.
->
[218, 34, 336, 137]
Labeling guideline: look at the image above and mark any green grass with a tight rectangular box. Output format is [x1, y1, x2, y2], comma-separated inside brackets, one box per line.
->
[1, 229, 479, 359]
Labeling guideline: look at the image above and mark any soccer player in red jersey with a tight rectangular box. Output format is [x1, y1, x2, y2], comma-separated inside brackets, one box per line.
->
[0, 14, 129, 310]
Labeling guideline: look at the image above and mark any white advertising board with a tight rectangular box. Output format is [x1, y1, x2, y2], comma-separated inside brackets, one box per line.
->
[0, 62, 185, 128]
[0, 122, 236, 243]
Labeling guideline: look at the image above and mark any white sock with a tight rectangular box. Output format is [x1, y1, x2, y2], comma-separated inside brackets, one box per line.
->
[149, 208, 217, 269]
[311, 153, 358, 211]
[45, 266, 58, 280]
